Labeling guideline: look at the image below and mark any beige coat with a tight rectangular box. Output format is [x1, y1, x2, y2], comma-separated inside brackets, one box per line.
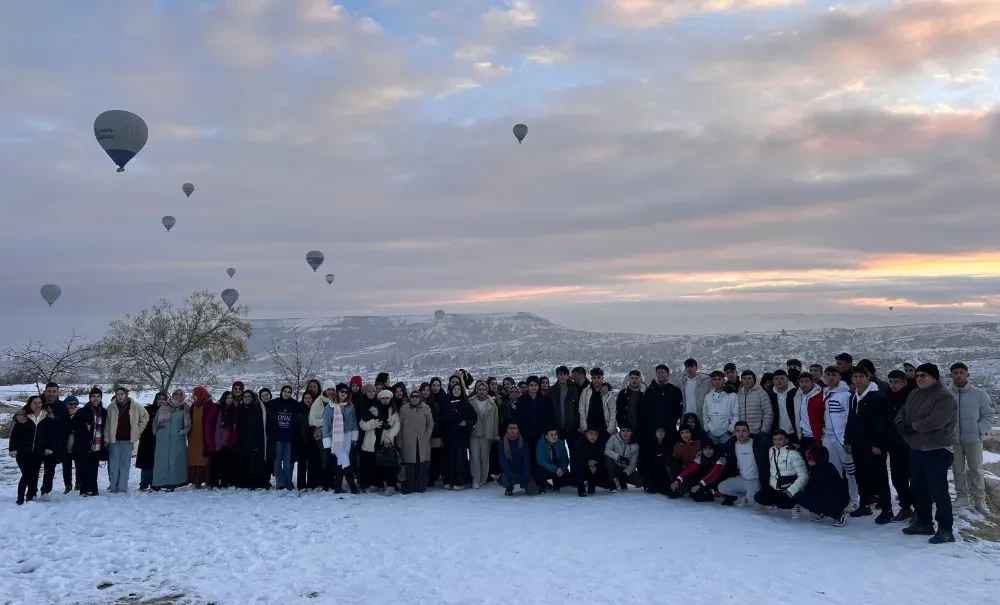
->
[398, 402, 434, 464]
[359, 405, 401, 453]
[470, 396, 500, 441]
[104, 397, 150, 444]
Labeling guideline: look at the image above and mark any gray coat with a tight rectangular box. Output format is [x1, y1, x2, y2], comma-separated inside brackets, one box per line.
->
[896, 383, 957, 451]
[950, 384, 993, 444]
[737, 384, 773, 435]
[152, 406, 190, 488]
[398, 402, 434, 464]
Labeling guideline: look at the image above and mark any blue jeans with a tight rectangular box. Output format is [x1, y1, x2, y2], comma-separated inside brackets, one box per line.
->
[108, 442, 133, 493]
[273, 441, 293, 490]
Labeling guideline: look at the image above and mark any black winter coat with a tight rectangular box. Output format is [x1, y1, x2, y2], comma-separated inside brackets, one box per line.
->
[9, 412, 54, 456]
[886, 385, 915, 450]
[640, 381, 684, 441]
[44, 398, 70, 456]
[845, 389, 895, 450]
[135, 403, 159, 469]
[514, 393, 553, 441]
[70, 404, 108, 459]
[236, 394, 267, 462]
[440, 395, 477, 446]
[801, 445, 849, 509]
[549, 381, 580, 435]
[571, 437, 605, 476]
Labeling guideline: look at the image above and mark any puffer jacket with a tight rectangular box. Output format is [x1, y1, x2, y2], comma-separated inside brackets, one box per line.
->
[604, 433, 639, 475]
[767, 446, 808, 496]
[950, 384, 993, 444]
[738, 384, 773, 435]
[578, 386, 618, 436]
[895, 382, 957, 451]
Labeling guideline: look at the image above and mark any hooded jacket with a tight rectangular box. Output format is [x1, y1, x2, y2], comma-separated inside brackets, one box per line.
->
[845, 383, 895, 450]
[793, 385, 825, 442]
[738, 384, 773, 434]
[604, 432, 639, 475]
[822, 381, 851, 445]
[702, 390, 739, 438]
[895, 382, 957, 451]
[950, 383, 993, 444]
[800, 445, 849, 509]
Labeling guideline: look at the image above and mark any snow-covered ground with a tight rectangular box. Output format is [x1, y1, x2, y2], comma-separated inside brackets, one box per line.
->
[1, 443, 999, 605]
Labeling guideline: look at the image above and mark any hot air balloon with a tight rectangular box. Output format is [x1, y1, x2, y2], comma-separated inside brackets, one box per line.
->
[40, 284, 61, 307]
[221, 288, 239, 310]
[434, 309, 445, 320]
[889, 306, 894, 311]
[325, 274, 335, 285]
[93, 110, 148, 172]
[513, 123, 528, 144]
[162, 216, 176, 232]
[182, 183, 194, 197]
[227, 268, 236, 278]
[306, 250, 324, 272]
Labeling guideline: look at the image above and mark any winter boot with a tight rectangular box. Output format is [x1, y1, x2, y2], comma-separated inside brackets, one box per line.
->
[383, 486, 395, 497]
[720, 495, 737, 506]
[832, 514, 847, 527]
[952, 495, 970, 508]
[974, 500, 991, 516]
[587, 484, 596, 495]
[850, 505, 873, 518]
[578, 488, 587, 497]
[809, 512, 825, 522]
[892, 506, 913, 522]
[505, 486, 514, 496]
[903, 523, 935, 536]
[875, 510, 894, 525]
[345, 474, 360, 495]
[16, 494, 24, 505]
[791, 505, 802, 519]
[928, 529, 956, 544]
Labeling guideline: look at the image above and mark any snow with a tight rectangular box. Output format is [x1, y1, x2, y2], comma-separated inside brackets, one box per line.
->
[983, 450, 1000, 464]
[1, 445, 999, 605]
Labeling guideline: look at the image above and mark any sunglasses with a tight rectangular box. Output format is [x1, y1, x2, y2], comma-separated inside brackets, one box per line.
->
[338, 389, 349, 393]
[410, 394, 421, 399]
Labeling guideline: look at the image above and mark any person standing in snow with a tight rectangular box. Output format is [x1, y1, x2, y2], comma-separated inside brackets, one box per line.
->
[674, 358, 712, 420]
[71, 387, 107, 497]
[640, 364, 685, 447]
[38, 382, 70, 500]
[104, 386, 149, 494]
[846, 366, 895, 523]
[9, 396, 53, 504]
[549, 366, 580, 447]
[391, 382, 408, 413]
[440, 382, 477, 490]
[640, 426, 674, 495]
[296, 386, 321, 490]
[885, 370, 915, 521]
[769, 370, 798, 443]
[702, 371, 739, 445]
[794, 373, 824, 452]
[794, 445, 850, 527]
[64, 396, 79, 492]
[737, 370, 773, 486]
[515, 376, 554, 468]
[858, 359, 891, 396]
[469, 381, 499, 489]
[896, 363, 958, 544]
[604, 423, 641, 492]
[309, 381, 338, 490]
[615, 370, 645, 439]
[754, 429, 807, 517]
[211, 391, 239, 489]
[359, 390, 400, 495]
[498, 420, 537, 496]
[324, 383, 359, 493]
[349, 376, 364, 404]
[426, 377, 447, 488]
[187, 386, 216, 489]
[399, 389, 434, 494]
[835, 353, 854, 387]
[948, 362, 993, 515]
[236, 389, 268, 489]
[785, 359, 802, 385]
[152, 389, 190, 491]
[269, 385, 300, 491]
[578, 368, 617, 446]
[718, 422, 761, 507]
[821, 367, 860, 512]
[670, 441, 727, 502]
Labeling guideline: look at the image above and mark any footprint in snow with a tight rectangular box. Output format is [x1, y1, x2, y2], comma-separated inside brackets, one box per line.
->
[13, 558, 43, 574]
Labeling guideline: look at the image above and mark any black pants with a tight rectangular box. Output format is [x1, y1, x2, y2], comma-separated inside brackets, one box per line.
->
[427, 447, 443, 488]
[533, 468, 566, 491]
[643, 458, 672, 494]
[77, 453, 101, 495]
[574, 461, 610, 491]
[41, 453, 67, 495]
[889, 444, 912, 508]
[854, 446, 891, 509]
[800, 436, 818, 453]
[362, 451, 397, 488]
[297, 439, 322, 490]
[211, 451, 235, 488]
[755, 485, 797, 509]
[677, 475, 716, 502]
[63, 455, 75, 489]
[604, 458, 643, 489]
[402, 462, 430, 493]
[16, 453, 43, 501]
[795, 488, 845, 519]
[911, 448, 953, 532]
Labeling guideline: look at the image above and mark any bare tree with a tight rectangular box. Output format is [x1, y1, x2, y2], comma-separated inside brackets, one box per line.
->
[2, 330, 100, 393]
[267, 332, 320, 398]
[99, 290, 253, 393]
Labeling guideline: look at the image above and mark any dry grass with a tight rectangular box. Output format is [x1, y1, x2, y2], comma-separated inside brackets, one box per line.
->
[959, 458, 1000, 543]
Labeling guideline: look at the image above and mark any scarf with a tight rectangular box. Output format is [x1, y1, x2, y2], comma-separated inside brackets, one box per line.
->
[158, 397, 188, 428]
[328, 401, 346, 455]
[503, 433, 524, 461]
[91, 406, 104, 451]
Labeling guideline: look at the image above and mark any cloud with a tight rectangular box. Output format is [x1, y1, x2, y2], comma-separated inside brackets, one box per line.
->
[524, 44, 573, 64]
[436, 78, 481, 98]
[481, 0, 538, 30]
[472, 61, 513, 76]
[599, 0, 805, 29]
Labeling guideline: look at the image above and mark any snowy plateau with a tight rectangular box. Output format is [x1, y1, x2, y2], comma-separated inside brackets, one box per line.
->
[2, 313, 1000, 604]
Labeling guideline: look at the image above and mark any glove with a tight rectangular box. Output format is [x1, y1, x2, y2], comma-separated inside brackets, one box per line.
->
[617, 455, 629, 465]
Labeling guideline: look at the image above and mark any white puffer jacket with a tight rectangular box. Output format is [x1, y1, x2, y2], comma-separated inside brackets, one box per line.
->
[768, 446, 808, 495]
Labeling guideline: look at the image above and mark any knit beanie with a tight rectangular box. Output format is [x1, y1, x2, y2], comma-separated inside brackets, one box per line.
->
[377, 389, 393, 400]
[915, 363, 940, 382]
[349, 376, 363, 387]
[89, 386, 103, 397]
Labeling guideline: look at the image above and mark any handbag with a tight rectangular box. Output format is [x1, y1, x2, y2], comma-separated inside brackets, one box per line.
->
[375, 444, 399, 469]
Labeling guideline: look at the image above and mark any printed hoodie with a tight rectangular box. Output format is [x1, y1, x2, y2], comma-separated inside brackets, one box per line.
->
[822, 381, 851, 445]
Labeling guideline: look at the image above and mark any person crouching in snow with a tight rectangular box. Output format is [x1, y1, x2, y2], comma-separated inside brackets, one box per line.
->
[794, 445, 849, 527]
[640, 426, 674, 495]
[499, 420, 537, 496]
[754, 429, 808, 517]
[670, 442, 727, 502]
[664, 426, 702, 497]
[604, 423, 641, 492]
[572, 425, 609, 497]
[534, 428, 569, 493]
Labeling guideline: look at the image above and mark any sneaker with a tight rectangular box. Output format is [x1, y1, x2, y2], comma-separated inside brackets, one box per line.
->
[505, 487, 514, 496]
[850, 505, 873, 518]
[443, 484, 453, 490]
[578, 489, 587, 497]
[902, 523, 936, 536]
[809, 513, 825, 522]
[610, 483, 619, 493]
[792, 506, 801, 519]
[875, 510, 894, 525]
[383, 487, 395, 497]
[587, 484, 596, 495]
[892, 506, 914, 522]
[753, 503, 765, 511]
[365, 486, 379, 494]
[974, 501, 991, 516]
[720, 496, 737, 506]
[473, 483, 481, 489]
[453, 485, 465, 492]
[39, 494, 51, 502]
[928, 529, 956, 544]
[844, 501, 860, 514]
[832, 514, 847, 527]
[735, 497, 747, 508]
[952, 496, 970, 508]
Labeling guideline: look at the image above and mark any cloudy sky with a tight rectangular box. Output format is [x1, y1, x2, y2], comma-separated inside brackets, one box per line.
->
[2, 0, 999, 345]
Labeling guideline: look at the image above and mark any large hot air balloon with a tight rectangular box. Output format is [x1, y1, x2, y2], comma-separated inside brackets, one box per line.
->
[182, 183, 194, 197]
[162, 216, 176, 232]
[40, 284, 61, 307]
[434, 309, 445, 320]
[93, 110, 148, 172]
[325, 274, 335, 285]
[221, 288, 239, 310]
[513, 123, 528, 144]
[227, 268, 236, 278]
[306, 250, 324, 272]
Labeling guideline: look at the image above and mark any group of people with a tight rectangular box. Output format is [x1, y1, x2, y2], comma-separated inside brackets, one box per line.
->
[8, 354, 993, 545]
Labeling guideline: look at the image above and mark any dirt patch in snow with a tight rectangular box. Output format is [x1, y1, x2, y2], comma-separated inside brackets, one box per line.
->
[960, 460, 1000, 543]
